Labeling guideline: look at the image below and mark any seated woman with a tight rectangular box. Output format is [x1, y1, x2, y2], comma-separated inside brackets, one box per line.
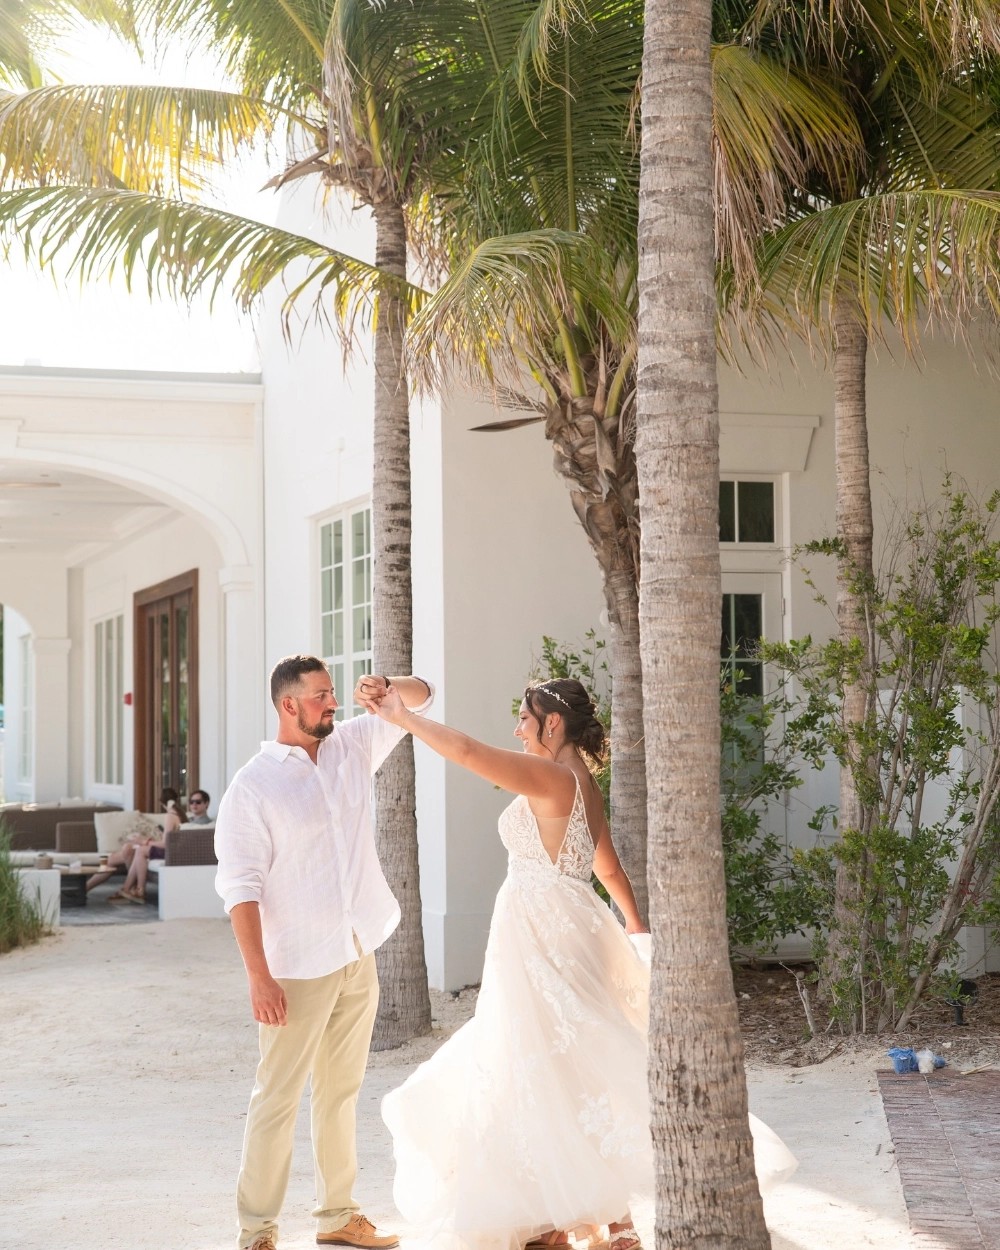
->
[111, 788, 187, 904]
[85, 838, 140, 894]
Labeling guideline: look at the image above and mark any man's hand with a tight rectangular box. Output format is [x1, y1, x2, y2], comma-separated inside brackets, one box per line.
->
[249, 972, 288, 1026]
[372, 686, 408, 726]
[355, 673, 390, 713]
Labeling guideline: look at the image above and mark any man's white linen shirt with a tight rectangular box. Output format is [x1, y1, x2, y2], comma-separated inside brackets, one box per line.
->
[214, 689, 433, 980]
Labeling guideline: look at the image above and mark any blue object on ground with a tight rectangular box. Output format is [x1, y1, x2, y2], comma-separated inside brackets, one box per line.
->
[887, 1046, 947, 1073]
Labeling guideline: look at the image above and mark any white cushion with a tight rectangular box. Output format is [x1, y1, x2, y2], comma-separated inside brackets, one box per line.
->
[93, 810, 160, 854]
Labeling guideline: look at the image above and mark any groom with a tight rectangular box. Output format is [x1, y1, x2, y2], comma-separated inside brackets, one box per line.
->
[214, 655, 434, 1250]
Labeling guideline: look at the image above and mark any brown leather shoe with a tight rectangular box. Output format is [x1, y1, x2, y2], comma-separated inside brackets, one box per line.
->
[317, 1214, 400, 1249]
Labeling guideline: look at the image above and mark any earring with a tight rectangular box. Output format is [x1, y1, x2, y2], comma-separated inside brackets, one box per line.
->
[548, 728, 553, 738]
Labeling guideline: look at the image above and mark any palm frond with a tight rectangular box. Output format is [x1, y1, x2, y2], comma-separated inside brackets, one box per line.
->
[0, 0, 43, 88]
[127, 0, 325, 111]
[742, 189, 1000, 350]
[712, 43, 863, 279]
[749, 0, 1000, 67]
[0, 185, 426, 338]
[0, 84, 280, 194]
[406, 228, 632, 395]
[877, 74, 1000, 194]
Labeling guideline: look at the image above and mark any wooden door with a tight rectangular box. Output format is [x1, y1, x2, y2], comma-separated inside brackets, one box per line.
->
[134, 571, 198, 811]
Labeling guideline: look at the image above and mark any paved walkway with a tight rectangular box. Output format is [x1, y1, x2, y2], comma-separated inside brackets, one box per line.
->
[878, 1069, 1000, 1249]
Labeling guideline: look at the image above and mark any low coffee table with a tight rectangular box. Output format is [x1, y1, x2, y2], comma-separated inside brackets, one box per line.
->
[58, 865, 112, 908]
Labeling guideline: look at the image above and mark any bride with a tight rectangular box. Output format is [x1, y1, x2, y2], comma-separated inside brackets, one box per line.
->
[367, 677, 795, 1250]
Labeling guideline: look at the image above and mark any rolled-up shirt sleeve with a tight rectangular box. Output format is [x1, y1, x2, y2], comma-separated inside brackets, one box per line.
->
[214, 779, 272, 913]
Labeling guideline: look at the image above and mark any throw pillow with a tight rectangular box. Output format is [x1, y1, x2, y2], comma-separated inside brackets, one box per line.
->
[93, 810, 159, 854]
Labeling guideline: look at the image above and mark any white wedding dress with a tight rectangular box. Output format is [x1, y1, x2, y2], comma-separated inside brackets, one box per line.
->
[382, 781, 796, 1250]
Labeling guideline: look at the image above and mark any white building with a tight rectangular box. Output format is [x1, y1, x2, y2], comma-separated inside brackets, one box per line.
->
[4, 184, 1000, 986]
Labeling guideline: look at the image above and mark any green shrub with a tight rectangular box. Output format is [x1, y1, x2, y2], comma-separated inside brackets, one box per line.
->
[767, 481, 1000, 1031]
[0, 822, 47, 954]
[721, 678, 822, 953]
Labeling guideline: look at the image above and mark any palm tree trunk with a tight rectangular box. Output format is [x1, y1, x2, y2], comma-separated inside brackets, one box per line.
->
[550, 402, 648, 918]
[369, 199, 432, 1050]
[638, 0, 769, 1243]
[826, 302, 874, 1026]
[606, 565, 648, 921]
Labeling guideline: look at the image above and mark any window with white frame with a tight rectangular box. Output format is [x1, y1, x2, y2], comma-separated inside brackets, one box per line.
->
[94, 614, 124, 785]
[18, 634, 32, 783]
[719, 478, 777, 544]
[319, 506, 373, 719]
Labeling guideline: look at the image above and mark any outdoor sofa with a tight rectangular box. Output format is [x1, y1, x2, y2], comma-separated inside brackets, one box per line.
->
[0, 802, 123, 852]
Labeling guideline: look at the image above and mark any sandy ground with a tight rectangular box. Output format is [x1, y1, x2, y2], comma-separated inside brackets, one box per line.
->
[3, 922, 920, 1250]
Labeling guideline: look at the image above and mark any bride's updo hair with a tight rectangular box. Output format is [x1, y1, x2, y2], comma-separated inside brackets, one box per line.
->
[523, 678, 606, 765]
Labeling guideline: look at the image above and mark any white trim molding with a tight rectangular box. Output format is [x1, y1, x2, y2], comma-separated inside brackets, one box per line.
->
[720, 412, 820, 473]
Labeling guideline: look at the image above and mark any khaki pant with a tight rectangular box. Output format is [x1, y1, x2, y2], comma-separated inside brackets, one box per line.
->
[237, 945, 379, 1249]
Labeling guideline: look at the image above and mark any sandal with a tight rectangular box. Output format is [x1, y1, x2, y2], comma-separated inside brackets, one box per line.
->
[108, 890, 130, 902]
[525, 1235, 572, 1250]
[608, 1227, 640, 1250]
[126, 890, 147, 904]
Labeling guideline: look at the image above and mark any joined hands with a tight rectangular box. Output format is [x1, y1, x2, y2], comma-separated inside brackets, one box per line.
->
[355, 676, 408, 725]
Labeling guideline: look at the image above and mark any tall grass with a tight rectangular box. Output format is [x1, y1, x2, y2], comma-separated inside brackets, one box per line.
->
[0, 820, 47, 953]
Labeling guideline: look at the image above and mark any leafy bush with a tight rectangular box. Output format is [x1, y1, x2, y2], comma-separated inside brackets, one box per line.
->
[767, 482, 1000, 1031]
[0, 822, 47, 954]
[721, 679, 822, 954]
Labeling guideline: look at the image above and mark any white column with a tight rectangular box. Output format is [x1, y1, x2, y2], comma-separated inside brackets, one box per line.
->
[218, 566, 264, 784]
[30, 637, 72, 800]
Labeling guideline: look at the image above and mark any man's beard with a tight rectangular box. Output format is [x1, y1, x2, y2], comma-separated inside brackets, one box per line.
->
[298, 710, 335, 740]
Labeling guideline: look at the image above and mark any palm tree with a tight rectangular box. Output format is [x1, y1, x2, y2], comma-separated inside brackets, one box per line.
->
[0, 0, 443, 1046]
[0, 0, 858, 947]
[721, 0, 1000, 1022]
[637, 0, 770, 1241]
[389, 0, 857, 917]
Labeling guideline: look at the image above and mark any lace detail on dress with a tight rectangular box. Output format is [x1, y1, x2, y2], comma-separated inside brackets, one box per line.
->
[498, 776, 595, 883]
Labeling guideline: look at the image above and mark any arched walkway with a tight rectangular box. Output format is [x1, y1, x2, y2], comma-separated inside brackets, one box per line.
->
[0, 366, 265, 804]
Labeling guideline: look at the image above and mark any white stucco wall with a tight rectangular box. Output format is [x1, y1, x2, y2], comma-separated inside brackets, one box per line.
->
[719, 328, 1000, 864]
[0, 558, 70, 801]
[0, 368, 265, 807]
[2, 604, 33, 802]
[256, 182, 609, 988]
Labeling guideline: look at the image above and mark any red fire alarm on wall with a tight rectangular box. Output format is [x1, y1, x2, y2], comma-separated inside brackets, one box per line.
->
[123, 692, 133, 706]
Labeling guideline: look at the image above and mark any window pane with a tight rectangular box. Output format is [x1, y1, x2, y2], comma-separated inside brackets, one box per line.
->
[333, 662, 346, 721]
[719, 481, 736, 543]
[105, 621, 114, 782]
[352, 605, 368, 653]
[352, 556, 366, 606]
[721, 594, 764, 697]
[95, 622, 105, 783]
[334, 567, 343, 611]
[115, 615, 124, 785]
[333, 520, 343, 564]
[352, 509, 365, 551]
[322, 616, 333, 657]
[737, 481, 774, 543]
[321, 568, 332, 613]
[321, 522, 332, 567]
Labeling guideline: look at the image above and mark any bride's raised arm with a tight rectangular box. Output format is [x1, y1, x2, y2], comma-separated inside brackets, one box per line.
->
[369, 687, 576, 805]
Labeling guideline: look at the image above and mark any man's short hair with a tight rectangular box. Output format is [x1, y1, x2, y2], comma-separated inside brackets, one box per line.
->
[190, 789, 210, 805]
[270, 654, 330, 708]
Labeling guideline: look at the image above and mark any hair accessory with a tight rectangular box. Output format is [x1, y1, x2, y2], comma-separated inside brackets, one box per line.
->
[536, 683, 572, 709]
